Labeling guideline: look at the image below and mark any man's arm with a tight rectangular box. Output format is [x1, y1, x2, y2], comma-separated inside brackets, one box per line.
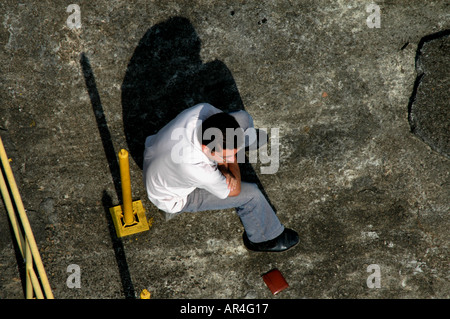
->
[218, 160, 241, 197]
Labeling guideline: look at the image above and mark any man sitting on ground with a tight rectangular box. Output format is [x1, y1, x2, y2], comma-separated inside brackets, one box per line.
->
[143, 103, 298, 252]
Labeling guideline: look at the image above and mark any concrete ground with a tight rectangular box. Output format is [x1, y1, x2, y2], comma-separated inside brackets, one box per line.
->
[0, 0, 448, 299]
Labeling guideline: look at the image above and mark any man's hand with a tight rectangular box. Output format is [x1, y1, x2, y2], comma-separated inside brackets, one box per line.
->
[218, 161, 241, 196]
[223, 169, 239, 192]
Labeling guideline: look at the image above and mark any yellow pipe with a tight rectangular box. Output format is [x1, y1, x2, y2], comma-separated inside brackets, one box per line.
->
[0, 136, 54, 299]
[28, 265, 44, 299]
[25, 241, 33, 299]
[0, 166, 25, 257]
[118, 149, 135, 225]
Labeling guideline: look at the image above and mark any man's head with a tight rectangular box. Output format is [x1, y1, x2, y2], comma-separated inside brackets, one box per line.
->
[200, 112, 244, 163]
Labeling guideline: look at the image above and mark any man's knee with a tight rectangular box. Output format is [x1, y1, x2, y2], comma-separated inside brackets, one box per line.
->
[240, 182, 261, 199]
[230, 110, 254, 130]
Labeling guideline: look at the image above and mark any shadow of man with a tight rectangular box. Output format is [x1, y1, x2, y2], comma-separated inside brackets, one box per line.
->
[122, 16, 274, 209]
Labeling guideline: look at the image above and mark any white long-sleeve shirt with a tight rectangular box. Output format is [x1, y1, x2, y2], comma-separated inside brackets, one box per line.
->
[143, 103, 230, 213]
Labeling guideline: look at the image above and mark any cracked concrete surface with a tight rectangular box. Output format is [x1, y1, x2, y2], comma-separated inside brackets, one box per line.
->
[0, 1, 449, 299]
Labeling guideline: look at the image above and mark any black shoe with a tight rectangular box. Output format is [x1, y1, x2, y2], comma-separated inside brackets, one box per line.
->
[243, 228, 299, 252]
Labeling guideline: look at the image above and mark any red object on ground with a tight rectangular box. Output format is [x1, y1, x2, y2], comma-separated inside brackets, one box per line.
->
[262, 269, 289, 295]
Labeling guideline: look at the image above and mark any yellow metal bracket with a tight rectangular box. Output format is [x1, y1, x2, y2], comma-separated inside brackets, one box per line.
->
[109, 200, 149, 238]
[109, 149, 149, 238]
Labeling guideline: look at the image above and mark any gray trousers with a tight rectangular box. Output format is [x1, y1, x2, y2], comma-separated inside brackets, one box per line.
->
[180, 182, 285, 243]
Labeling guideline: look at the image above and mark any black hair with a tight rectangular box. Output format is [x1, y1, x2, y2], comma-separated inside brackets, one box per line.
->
[200, 113, 244, 151]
